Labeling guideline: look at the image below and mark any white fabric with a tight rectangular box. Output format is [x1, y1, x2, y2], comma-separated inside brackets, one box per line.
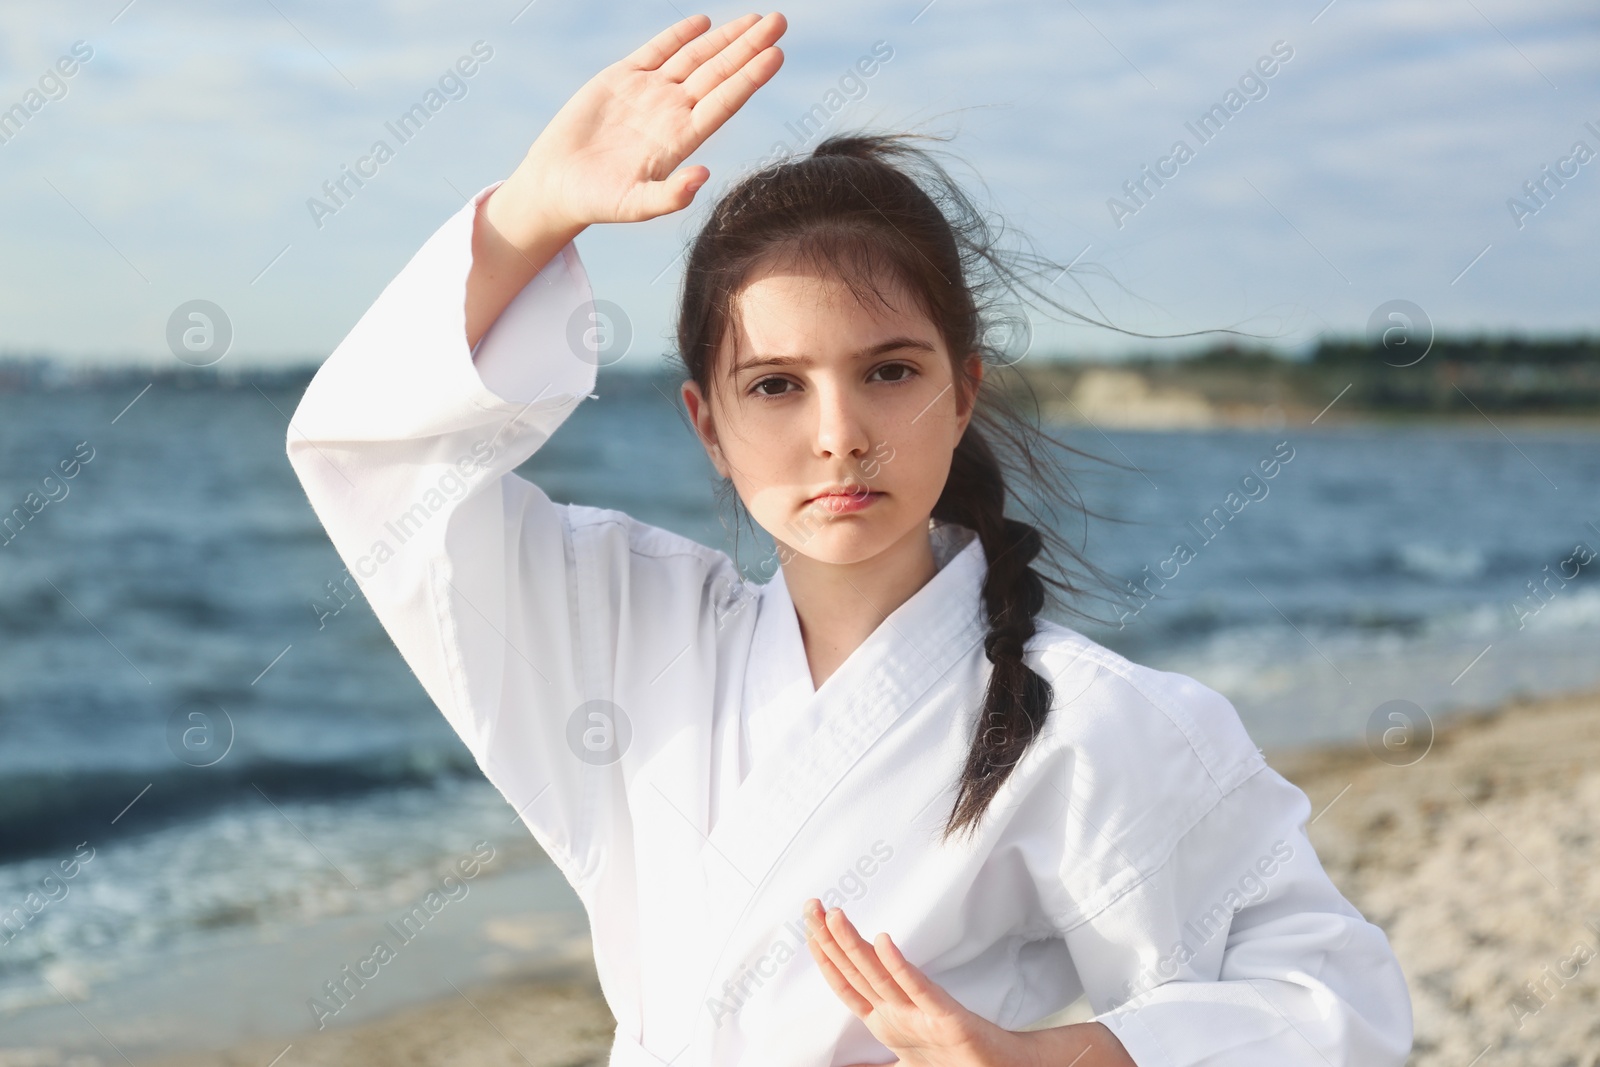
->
[286, 179, 1413, 1067]
[739, 521, 974, 785]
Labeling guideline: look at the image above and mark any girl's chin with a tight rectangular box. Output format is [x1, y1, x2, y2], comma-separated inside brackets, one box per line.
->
[773, 524, 922, 569]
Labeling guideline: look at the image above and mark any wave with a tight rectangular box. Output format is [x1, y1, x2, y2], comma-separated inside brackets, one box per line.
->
[1393, 542, 1489, 581]
[0, 745, 481, 863]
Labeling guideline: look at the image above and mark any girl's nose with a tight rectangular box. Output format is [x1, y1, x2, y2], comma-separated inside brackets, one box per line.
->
[812, 382, 871, 459]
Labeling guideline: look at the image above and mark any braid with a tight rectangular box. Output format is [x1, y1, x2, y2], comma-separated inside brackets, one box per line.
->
[933, 422, 1054, 844]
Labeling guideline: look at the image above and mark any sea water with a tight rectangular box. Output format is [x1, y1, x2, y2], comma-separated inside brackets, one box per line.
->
[1, 371, 1595, 1056]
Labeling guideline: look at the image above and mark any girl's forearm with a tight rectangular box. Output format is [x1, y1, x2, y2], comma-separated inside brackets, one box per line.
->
[464, 159, 588, 352]
[1014, 1021, 1135, 1067]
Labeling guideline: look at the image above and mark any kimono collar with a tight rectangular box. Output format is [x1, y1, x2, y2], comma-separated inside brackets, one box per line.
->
[750, 520, 986, 706]
[701, 520, 991, 945]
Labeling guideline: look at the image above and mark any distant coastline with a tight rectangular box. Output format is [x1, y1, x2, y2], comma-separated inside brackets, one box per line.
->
[5, 334, 1598, 429]
[1004, 335, 1600, 430]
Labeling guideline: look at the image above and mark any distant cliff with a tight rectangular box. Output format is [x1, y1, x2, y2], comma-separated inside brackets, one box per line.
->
[1010, 336, 1600, 428]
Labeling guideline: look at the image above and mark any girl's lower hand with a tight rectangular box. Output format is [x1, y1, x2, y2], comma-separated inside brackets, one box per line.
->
[802, 898, 1027, 1067]
[802, 899, 1134, 1067]
[502, 11, 786, 237]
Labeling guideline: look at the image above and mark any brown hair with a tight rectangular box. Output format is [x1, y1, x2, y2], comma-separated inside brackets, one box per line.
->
[671, 129, 1168, 843]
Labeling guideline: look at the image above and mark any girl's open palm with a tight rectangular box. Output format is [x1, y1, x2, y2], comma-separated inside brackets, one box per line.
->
[522, 12, 786, 228]
[803, 899, 1028, 1067]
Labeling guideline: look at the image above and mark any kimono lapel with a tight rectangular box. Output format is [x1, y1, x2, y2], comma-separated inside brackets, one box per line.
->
[724, 561, 820, 784]
[702, 522, 988, 899]
[632, 523, 989, 1060]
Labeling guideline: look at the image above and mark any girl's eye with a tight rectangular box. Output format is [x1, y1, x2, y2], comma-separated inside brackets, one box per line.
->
[872, 362, 917, 384]
[751, 376, 791, 398]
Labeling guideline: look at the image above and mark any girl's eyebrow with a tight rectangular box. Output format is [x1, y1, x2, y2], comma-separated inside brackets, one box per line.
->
[733, 336, 937, 373]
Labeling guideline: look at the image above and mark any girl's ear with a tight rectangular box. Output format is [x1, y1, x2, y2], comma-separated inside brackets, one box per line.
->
[955, 352, 984, 437]
[681, 378, 730, 478]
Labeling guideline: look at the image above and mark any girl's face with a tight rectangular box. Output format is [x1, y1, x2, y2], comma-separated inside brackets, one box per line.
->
[681, 261, 981, 569]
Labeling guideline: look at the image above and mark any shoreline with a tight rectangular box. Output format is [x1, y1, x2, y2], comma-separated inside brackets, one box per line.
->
[7, 685, 1595, 1066]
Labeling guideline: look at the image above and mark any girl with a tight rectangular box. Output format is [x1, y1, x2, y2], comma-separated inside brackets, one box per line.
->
[287, 12, 1412, 1066]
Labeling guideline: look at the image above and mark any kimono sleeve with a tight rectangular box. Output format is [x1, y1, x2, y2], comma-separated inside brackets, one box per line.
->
[1065, 762, 1414, 1066]
[285, 179, 720, 886]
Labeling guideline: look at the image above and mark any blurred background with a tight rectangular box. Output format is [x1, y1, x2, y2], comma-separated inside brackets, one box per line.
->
[1, 1, 1596, 1064]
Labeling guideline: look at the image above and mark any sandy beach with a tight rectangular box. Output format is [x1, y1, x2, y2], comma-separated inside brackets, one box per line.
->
[1271, 686, 1600, 1065]
[9, 686, 1590, 1067]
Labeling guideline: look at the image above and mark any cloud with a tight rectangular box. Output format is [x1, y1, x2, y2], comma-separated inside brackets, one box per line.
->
[0, 0, 1595, 366]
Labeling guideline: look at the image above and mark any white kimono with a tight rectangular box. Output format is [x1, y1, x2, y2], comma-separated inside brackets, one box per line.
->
[286, 180, 1413, 1067]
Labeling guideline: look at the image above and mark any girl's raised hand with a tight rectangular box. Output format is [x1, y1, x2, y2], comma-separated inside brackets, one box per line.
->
[465, 13, 784, 347]
[508, 12, 786, 232]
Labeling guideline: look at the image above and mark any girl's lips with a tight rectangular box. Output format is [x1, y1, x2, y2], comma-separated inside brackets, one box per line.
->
[810, 491, 883, 514]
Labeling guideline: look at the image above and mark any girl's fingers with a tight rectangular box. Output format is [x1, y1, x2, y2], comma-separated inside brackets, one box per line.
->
[804, 901, 874, 1003]
[873, 931, 962, 1017]
[660, 12, 766, 84]
[808, 907, 878, 1004]
[622, 14, 712, 72]
[690, 43, 784, 138]
[805, 917, 873, 1016]
[679, 12, 787, 102]
[638, 167, 708, 219]
[800, 898, 974, 1056]
[824, 908, 915, 1010]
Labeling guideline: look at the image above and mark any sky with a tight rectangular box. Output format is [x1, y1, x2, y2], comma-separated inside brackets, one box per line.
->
[0, 0, 1595, 369]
